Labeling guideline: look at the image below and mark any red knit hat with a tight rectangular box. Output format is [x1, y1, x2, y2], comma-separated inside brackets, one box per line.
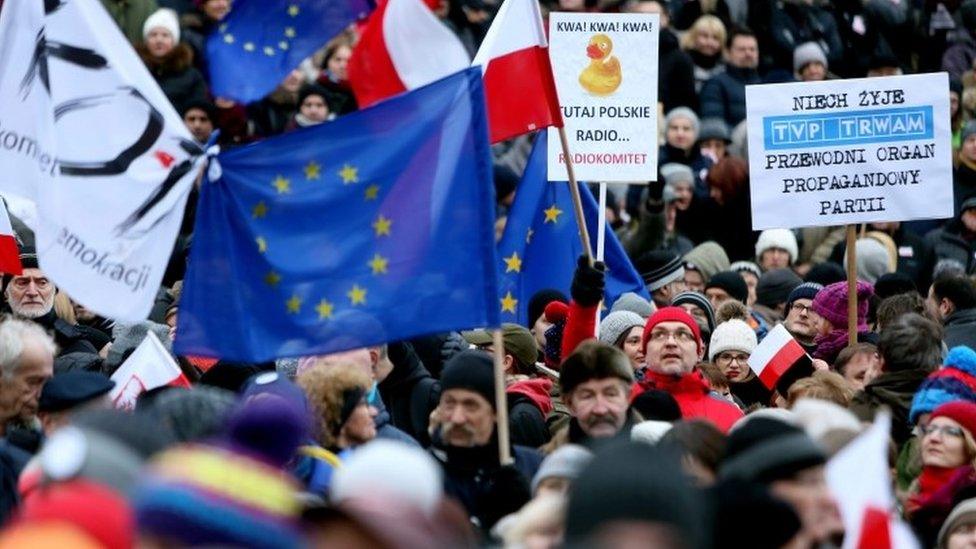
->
[931, 401, 976, 439]
[641, 306, 702, 352]
[12, 479, 134, 549]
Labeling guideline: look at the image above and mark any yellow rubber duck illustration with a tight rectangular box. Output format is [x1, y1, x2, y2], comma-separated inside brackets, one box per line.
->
[579, 33, 621, 96]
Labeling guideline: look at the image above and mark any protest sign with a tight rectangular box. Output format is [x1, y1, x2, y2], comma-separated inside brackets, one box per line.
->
[746, 73, 953, 230]
[547, 13, 658, 182]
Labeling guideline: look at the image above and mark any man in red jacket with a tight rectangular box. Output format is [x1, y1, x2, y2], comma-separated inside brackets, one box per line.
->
[633, 307, 743, 432]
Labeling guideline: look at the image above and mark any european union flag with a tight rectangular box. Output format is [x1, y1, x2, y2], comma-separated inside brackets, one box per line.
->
[206, 0, 371, 103]
[175, 68, 499, 361]
[497, 135, 649, 325]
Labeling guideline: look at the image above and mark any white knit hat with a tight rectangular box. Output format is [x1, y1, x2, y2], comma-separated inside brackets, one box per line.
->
[143, 8, 180, 43]
[754, 228, 798, 265]
[708, 319, 757, 362]
[599, 311, 645, 346]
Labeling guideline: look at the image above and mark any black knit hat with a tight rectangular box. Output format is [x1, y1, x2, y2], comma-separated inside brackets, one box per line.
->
[635, 251, 685, 292]
[527, 288, 568, 327]
[705, 271, 748, 303]
[756, 268, 802, 308]
[720, 417, 825, 484]
[631, 389, 682, 421]
[873, 272, 916, 299]
[671, 291, 716, 333]
[440, 350, 496, 409]
[785, 282, 823, 310]
[711, 478, 802, 549]
[804, 261, 846, 286]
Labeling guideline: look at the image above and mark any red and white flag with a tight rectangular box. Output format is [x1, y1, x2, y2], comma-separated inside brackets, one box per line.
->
[472, 0, 563, 143]
[109, 330, 189, 410]
[347, 0, 470, 108]
[747, 324, 813, 391]
[0, 201, 21, 276]
[826, 411, 919, 549]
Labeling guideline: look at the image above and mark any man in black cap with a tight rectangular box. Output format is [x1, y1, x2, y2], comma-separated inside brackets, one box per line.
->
[704, 270, 749, 310]
[429, 350, 541, 533]
[37, 371, 114, 434]
[558, 341, 639, 445]
[784, 282, 823, 353]
[3, 248, 105, 357]
[635, 250, 687, 308]
[753, 268, 803, 326]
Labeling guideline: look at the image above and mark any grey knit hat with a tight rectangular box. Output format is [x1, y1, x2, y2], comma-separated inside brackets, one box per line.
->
[793, 41, 827, 74]
[665, 107, 700, 136]
[599, 311, 646, 347]
[610, 292, 655, 318]
[697, 118, 731, 143]
[531, 444, 593, 493]
[661, 163, 695, 188]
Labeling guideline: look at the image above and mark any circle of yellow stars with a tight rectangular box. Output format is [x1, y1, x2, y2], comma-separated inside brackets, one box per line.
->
[222, 4, 300, 56]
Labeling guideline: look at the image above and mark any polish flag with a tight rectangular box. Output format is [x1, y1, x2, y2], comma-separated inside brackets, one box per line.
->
[472, 0, 563, 143]
[109, 330, 190, 411]
[347, 0, 470, 108]
[0, 200, 21, 275]
[746, 324, 814, 392]
[826, 411, 920, 549]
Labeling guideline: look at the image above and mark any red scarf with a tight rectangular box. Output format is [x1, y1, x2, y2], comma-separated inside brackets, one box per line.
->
[907, 466, 964, 515]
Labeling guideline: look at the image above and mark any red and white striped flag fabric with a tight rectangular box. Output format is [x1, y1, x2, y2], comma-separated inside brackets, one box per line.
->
[347, 0, 470, 108]
[747, 324, 812, 391]
[472, 0, 563, 143]
[109, 331, 189, 410]
[0, 201, 21, 275]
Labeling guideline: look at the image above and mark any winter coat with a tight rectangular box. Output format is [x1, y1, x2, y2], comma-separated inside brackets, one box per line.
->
[766, 2, 844, 71]
[926, 220, 976, 275]
[431, 434, 541, 532]
[729, 375, 772, 409]
[704, 190, 757, 262]
[944, 308, 976, 351]
[378, 342, 441, 447]
[373, 394, 421, 448]
[246, 93, 299, 139]
[688, 50, 725, 94]
[943, 30, 976, 81]
[137, 42, 207, 115]
[700, 65, 762, 127]
[507, 378, 553, 449]
[100, 0, 158, 45]
[954, 160, 976, 217]
[657, 28, 699, 114]
[673, 0, 732, 30]
[27, 310, 101, 358]
[850, 368, 931, 446]
[632, 370, 744, 433]
[658, 143, 714, 199]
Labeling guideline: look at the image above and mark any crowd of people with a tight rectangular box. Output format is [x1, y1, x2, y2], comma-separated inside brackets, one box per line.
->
[1, 0, 976, 547]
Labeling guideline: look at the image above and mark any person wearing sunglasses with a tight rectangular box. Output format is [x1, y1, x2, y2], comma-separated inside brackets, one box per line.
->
[908, 401, 976, 547]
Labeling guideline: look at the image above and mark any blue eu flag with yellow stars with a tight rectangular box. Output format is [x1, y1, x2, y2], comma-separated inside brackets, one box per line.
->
[175, 68, 500, 361]
[496, 134, 649, 326]
[206, 0, 371, 103]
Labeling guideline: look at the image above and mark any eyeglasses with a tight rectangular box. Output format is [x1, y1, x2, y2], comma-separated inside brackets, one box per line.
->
[648, 329, 696, 344]
[715, 353, 750, 365]
[921, 424, 965, 438]
[790, 302, 812, 314]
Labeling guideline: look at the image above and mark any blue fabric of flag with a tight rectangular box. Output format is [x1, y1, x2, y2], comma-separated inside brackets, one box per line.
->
[175, 68, 499, 361]
[496, 134, 649, 326]
[206, 0, 371, 103]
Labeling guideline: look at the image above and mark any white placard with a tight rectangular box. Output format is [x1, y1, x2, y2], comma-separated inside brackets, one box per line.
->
[547, 13, 659, 182]
[746, 73, 953, 229]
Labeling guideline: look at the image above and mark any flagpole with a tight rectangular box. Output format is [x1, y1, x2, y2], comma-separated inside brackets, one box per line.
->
[492, 329, 513, 465]
[557, 127, 594, 264]
[845, 225, 857, 346]
[597, 182, 607, 263]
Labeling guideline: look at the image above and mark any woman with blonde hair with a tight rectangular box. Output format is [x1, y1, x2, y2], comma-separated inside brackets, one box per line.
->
[680, 15, 727, 92]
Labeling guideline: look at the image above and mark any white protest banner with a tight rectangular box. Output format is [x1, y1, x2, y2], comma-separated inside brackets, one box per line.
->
[746, 73, 952, 229]
[109, 331, 189, 410]
[0, 0, 202, 321]
[547, 13, 658, 182]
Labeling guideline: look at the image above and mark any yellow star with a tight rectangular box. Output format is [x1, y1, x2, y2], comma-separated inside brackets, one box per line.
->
[543, 204, 563, 224]
[304, 161, 321, 180]
[286, 294, 302, 314]
[526, 228, 534, 244]
[243, 42, 255, 52]
[372, 214, 392, 237]
[264, 271, 281, 287]
[272, 175, 290, 194]
[364, 184, 379, 201]
[369, 253, 389, 275]
[284, 27, 296, 38]
[347, 284, 367, 305]
[256, 236, 267, 253]
[252, 201, 268, 218]
[279, 41, 289, 51]
[315, 299, 334, 320]
[503, 251, 522, 273]
[219, 23, 228, 32]
[500, 291, 518, 313]
[223, 33, 235, 44]
[338, 164, 359, 184]
[263, 46, 275, 56]
[287, 4, 299, 16]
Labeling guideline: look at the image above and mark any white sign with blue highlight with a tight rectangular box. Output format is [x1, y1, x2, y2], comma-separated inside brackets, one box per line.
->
[746, 73, 952, 230]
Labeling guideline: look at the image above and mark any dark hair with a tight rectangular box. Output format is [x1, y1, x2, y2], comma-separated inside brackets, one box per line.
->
[659, 419, 727, 475]
[878, 313, 942, 373]
[298, 83, 330, 107]
[932, 276, 976, 310]
[875, 292, 926, 331]
[726, 26, 756, 49]
[833, 343, 877, 376]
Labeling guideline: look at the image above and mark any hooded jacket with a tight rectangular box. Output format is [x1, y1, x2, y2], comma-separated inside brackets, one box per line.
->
[137, 42, 207, 115]
[507, 378, 553, 448]
[378, 342, 441, 447]
[633, 370, 743, 433]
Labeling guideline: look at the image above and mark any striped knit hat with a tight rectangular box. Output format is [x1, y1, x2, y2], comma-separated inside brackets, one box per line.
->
[909, 346, 976, 425]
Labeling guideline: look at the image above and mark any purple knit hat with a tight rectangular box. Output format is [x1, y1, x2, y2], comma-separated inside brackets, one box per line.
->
[811, 280, 874, 330]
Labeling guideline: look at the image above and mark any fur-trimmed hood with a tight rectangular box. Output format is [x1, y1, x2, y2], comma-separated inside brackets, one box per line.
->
[137, 41, 194, 75]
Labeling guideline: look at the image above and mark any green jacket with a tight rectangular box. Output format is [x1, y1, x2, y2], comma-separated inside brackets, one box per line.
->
[100, 0, 159, 45]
